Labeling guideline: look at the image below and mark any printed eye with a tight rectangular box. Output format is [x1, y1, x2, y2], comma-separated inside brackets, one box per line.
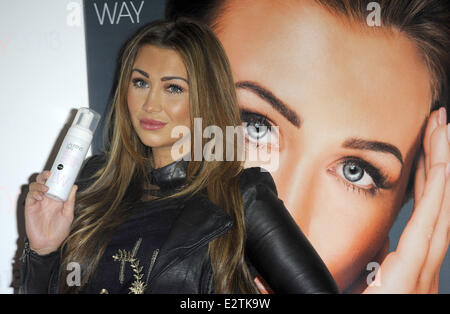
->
[330, 157, 392, 197]
[241, 110, 279, 147]
[337, 161, 375, 188]
[132, 78, 148, 89]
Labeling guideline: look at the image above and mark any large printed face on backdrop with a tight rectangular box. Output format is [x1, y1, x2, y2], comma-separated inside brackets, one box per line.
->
[211, 0, 431, 289]
[127, 45, 190, 157]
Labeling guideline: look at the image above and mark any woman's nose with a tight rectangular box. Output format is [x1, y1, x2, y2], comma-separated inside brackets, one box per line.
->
[143, 88, 163, 112]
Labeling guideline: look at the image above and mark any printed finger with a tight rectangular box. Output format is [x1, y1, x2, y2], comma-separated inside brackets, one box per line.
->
[418, 164, 450, 290]
[395, 163, 446, 276]
[414, 150, 426, 204]
[423, 108, 445, 176]
[254, 277, 269, 294]
[431, 272, 440, 293]
[429, 122, 450, 167]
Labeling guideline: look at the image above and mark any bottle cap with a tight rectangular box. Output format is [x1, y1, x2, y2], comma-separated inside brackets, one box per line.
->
[72, 107, 101, 134]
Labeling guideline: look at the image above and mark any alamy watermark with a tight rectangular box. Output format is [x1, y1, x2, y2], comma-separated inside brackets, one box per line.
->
[170, 118, 280, 172]
[366, 2, 381, 27]
[66, 2, 82, 27]
[366, 262, 382, 287]
[66, 262, 81, 287]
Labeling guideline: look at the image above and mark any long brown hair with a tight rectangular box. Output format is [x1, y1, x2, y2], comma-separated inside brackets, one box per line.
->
[59, 18, 258, 293]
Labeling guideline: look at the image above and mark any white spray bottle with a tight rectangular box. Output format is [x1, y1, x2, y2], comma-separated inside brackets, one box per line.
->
[45, 107, 101, 202]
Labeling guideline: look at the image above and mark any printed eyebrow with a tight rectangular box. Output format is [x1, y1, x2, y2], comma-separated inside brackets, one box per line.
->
[132, 69, 189, 84]
[342, 137, 404, 166]
[236, 80, 302, 128]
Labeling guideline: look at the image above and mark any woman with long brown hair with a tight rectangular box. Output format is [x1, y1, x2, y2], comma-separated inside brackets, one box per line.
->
[19, 18, 338, 294]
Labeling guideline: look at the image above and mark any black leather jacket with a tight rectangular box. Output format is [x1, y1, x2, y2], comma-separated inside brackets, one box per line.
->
[19, 154, 339, 294]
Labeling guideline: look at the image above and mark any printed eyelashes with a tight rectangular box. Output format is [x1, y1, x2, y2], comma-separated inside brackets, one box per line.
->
[331, 157, 391, 197]
[241, 109, 273, 129]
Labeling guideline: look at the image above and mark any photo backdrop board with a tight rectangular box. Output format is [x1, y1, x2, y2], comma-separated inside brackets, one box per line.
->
[0, 0, 89, 293]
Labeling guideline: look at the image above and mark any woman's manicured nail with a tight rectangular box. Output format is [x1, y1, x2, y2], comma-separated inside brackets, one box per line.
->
[438, 107, 447, 125]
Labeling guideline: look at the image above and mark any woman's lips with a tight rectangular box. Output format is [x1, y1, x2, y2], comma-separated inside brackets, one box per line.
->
[140, 118, 167, 130]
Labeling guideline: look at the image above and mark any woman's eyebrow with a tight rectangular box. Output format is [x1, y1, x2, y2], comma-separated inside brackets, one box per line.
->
[132, 68, 149, 78]
[132, 68, 189, 84]
[236, 80, 302, 128]
[161, 76, 189, 84]
[342, 137, 404, 166]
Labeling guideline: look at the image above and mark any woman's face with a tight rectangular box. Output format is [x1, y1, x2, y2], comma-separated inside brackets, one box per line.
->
[214, 0, 432, 289]
[127, 45, 190, 157]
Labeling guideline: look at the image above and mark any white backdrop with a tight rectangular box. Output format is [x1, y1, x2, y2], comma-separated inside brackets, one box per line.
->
[0, 0, 90, 293]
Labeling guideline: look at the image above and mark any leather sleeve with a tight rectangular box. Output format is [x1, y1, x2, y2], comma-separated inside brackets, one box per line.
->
[19, 153, 106, 294]
[19, 238, 60, 294]
[240, 167, 340, 294]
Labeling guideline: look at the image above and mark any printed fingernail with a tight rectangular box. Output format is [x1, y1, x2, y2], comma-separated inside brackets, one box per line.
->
[447, 124, 450, 143]
[438, 107, 447, 125]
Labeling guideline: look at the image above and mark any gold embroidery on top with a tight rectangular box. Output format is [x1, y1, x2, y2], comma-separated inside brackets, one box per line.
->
[112, 237, 160, 294]
[112, 246, 146, 294]
[118, 238, 142, 285]
[145, 249, 159, 287]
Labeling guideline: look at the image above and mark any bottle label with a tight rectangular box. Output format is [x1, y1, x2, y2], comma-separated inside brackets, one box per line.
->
[46, 134, 90, 200]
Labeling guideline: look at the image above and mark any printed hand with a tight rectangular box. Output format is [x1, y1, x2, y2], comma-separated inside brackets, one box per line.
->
[363, 107, 450, 293]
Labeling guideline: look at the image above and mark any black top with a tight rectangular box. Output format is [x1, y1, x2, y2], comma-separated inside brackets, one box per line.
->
[84, 200, 183, 294]
[82, 157, 193, 294]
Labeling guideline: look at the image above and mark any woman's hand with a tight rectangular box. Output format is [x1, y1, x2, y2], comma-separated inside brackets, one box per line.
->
[363, 107, 450, 293]
[24, 170, 78, 255]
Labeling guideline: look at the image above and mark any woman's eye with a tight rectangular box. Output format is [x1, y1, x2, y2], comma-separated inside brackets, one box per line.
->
[132, 78, 148, 89]
[167, 84, 184, 94]
[241, 110, 279, 147]
[337, 161, 375, 188]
